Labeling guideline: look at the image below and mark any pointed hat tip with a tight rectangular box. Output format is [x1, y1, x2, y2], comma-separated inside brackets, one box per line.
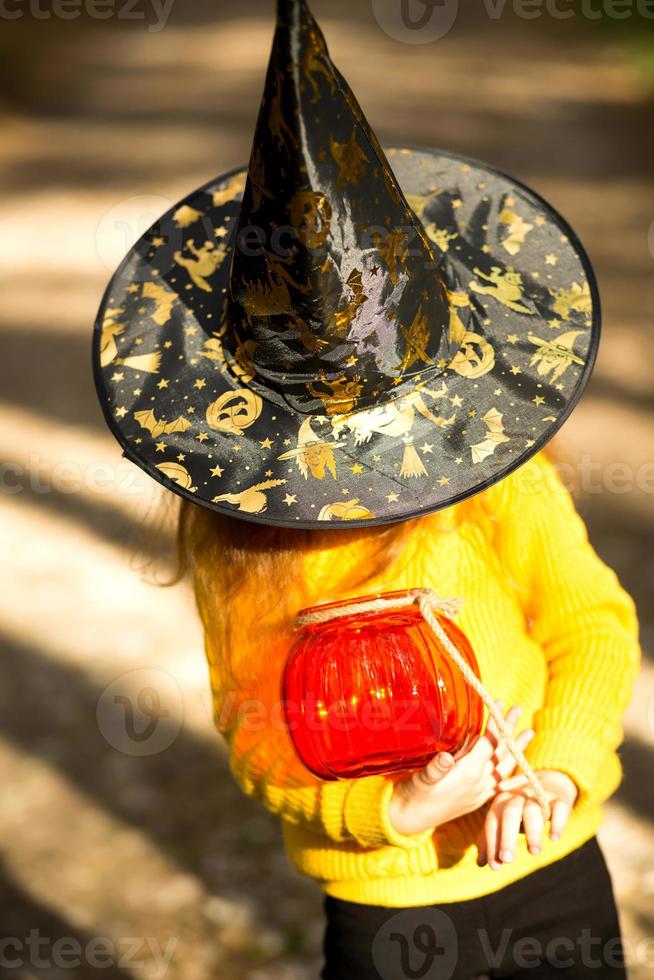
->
[277, 0, 309, 25]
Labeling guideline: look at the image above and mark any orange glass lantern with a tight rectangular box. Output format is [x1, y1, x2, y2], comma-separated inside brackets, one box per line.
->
[281, 589, 484, 781]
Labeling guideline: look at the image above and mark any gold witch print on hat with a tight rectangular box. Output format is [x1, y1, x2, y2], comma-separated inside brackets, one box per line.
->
[93, 0, 600, 529]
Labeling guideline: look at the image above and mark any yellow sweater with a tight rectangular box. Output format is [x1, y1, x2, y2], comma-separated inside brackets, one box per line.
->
[203, 452, 641, 907]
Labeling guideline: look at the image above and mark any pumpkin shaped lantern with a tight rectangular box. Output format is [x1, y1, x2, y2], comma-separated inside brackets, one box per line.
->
[281, 589, 484, 781]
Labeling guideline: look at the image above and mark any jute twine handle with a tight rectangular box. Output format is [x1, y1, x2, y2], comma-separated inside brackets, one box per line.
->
[295, 588, 551, 821]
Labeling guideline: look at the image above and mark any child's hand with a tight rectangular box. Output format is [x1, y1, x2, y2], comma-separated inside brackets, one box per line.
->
[476, 769, 579, 869]
[389, 703, 534, 836]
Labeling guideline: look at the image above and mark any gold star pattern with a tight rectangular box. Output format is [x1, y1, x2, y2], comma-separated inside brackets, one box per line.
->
[420, 443, 434, 454]
[197, 432, 209, 443]
[283, 494, 297, 506]
[351, 463, 364, 474]
[210, 464, 224, 477]
[507, 334, 519, 344]
[509, 365, 522, 375]
[437, 477, 450, 487]
[155, 441, 166, 452]
[545, 254, 558, 266]
[194, 379, 206, 389]
[451, 395, 463, 407]
[386, 492, 399, 503]
[111, 372, 124, 382]
[260, 437, 274, 449]
[157, 379, 169, 389]
[533, 395, 545, 406]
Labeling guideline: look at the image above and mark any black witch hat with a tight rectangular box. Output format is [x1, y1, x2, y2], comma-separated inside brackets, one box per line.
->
[93, 0, 599, 527]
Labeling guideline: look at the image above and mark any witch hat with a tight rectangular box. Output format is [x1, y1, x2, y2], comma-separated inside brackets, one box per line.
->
[93, 0, 599, 528]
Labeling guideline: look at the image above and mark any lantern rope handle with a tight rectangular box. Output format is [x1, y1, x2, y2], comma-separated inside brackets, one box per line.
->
[295, 588, 551, 821]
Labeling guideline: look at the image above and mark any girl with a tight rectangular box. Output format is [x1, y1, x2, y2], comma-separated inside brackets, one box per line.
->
[176, 448, 641, 979]
[93, 2, 641, 976]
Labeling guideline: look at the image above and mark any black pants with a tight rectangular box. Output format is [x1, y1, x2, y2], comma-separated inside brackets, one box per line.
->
[321, 837, 627, 979]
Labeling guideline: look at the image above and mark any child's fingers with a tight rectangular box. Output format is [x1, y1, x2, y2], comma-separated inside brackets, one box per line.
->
[476, 832, 488, 868]
[415, 751, 455, 788]
[549, 798, 572, 841]
[478, 702, 520, 757]
[494, 729, 534, 780]
[498, 796, 526, 864]
[482, 804, 501, 870]
[522, 798, 544, 855]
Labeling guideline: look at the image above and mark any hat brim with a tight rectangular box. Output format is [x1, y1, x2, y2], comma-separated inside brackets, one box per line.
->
[93, 146, 600, 529]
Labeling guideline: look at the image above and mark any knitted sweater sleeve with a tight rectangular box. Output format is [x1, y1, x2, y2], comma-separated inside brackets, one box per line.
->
[488, 452, 641, 808]
[212, 655, 434, 851]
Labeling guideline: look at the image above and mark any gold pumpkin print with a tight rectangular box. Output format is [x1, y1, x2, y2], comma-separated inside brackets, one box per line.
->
[156, 462, 197, 492]
[206, 389, 263, 435]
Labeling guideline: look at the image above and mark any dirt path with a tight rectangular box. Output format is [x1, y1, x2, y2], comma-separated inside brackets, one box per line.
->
[1, 3, 653, 977]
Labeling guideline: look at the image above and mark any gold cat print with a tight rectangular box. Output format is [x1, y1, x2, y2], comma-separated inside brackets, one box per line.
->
[447, 291, 495, 379]
[213, 479, 287, 515]
[277, 419, 341, 480]
[318, 499, 376, 521]
[306, 371, 364, 415]
[470, 408, 510, 464]
[134, 410, 192, 438]
[174, 240, 228, 293]
[471, 267, 533, 315]
[206, 389, 263, 435]
[289, 191, 333, 249]
[101, 308, 162, 374]
[499, 207, 534, 256]
[549, 282, 592, 321]
[156, 462, 197, 492]
[528, 331, 584, 382]
[211, 171, 247, 208]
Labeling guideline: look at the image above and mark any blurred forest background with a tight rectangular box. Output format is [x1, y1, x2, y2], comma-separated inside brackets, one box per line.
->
[0, 1, 653, 977]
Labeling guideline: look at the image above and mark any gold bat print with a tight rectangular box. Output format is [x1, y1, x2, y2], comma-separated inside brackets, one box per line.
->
[470, 408, 510, 464]
[134, 410, 193, 439]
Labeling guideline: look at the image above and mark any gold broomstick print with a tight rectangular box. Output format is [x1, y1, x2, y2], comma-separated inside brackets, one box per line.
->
[100, 309, 161, 374]
[332, 385, 454, 479]
[213, 479, 287, 515]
